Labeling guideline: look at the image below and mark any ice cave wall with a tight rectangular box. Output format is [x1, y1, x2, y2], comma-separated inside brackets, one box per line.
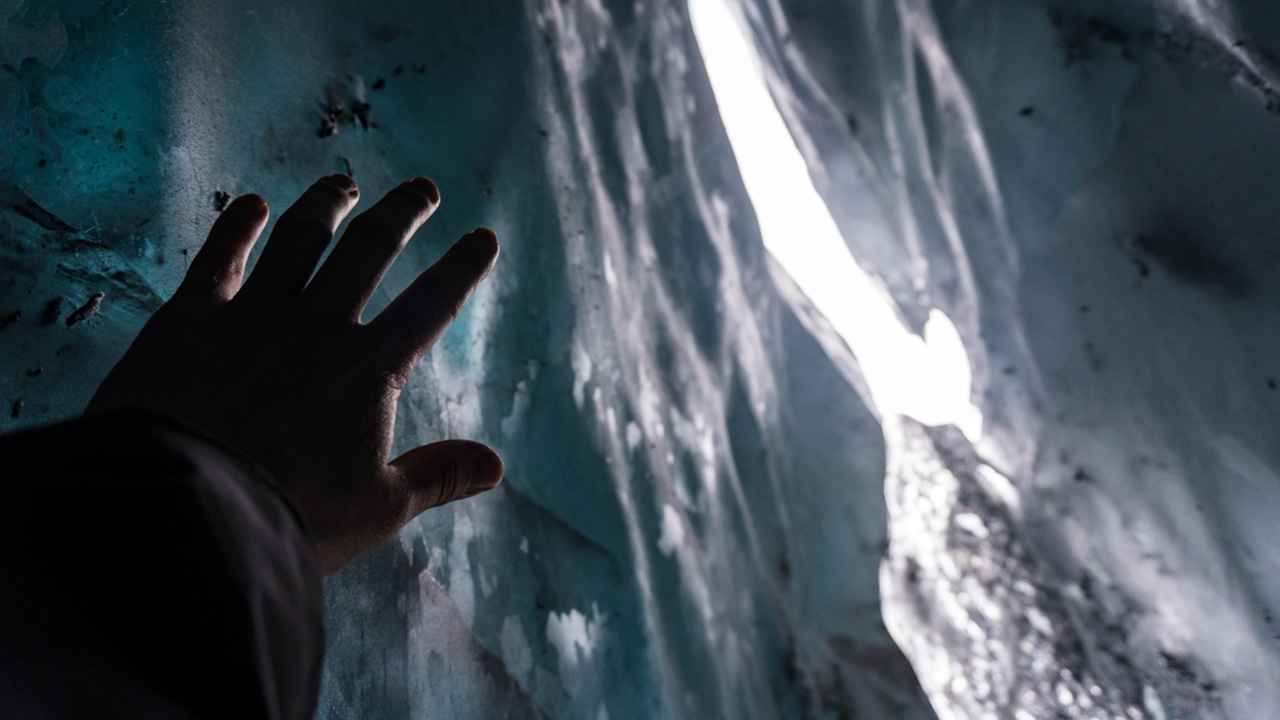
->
[735, 0, 1280, 717]
[0, 1, 935, 719]
[4, 0, 1276, 718]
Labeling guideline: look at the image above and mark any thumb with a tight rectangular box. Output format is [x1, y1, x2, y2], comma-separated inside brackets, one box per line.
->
[390, 440, 504, 511]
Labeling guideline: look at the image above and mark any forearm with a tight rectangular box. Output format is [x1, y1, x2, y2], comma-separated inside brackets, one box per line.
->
[0, 410, 325, 720]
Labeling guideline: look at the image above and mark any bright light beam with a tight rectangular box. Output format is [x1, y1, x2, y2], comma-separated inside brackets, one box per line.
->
[688, 0, 983, 441]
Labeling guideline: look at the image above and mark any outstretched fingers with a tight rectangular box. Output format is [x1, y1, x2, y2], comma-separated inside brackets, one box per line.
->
[304, 177, 441, 320]
[174, 195, 269, 303]
[236, 174, 359, 305]
[368, 228, 500, 367]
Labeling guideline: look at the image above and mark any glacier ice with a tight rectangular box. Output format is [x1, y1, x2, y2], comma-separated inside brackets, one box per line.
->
[0, 0, 1277, 718]
[0, 1, 927, 718]
[733, 0, 1280, 716]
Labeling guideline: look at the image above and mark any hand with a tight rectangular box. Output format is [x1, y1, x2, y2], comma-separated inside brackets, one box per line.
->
[87, 174, 503, 574]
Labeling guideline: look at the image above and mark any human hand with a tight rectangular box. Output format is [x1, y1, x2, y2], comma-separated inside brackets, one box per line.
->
[87, 175, 502, 574]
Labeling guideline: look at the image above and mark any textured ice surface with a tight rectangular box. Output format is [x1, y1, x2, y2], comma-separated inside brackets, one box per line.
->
[0, 1, 930, 718]
[736, 0, 1280, 716]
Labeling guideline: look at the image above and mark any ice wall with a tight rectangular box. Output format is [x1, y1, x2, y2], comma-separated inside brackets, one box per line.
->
[734, 0, 1280, 716]
[0, 1, 934, 718]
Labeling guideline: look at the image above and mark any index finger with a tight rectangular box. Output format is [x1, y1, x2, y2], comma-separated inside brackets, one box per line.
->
[173, 195, 270, 304]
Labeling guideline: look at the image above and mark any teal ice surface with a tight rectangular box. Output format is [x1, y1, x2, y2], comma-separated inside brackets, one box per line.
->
[0, 1, 927, 719]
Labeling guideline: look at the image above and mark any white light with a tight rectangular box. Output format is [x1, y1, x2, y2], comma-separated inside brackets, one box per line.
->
[688, 0, 983, 441]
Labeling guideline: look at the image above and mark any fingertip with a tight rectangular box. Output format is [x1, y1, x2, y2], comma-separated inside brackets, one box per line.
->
[405, 176, 441, 206]
[217, 194, 269, 234]
[234, 193, 269, 217]
[323, 173, 360, 197]
[394, 441, 504, 510]
[467, 449, 504, 497]
[463, 227, 500, 258]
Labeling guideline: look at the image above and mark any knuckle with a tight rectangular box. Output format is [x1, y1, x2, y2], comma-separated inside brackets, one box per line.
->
[376, 365, 411, 393]
[357, 345, 412, 388]
[388, 369, 412, 392]
[277, 211, 338, 242]
[350, 213, 410, 249]
[428, 452, 465, 507]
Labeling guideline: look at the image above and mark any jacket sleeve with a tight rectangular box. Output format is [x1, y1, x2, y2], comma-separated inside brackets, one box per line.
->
[0, 410, 326, 720]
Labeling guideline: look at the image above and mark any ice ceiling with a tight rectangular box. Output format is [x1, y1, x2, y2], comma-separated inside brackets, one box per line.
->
[0, 0, 1277, 718]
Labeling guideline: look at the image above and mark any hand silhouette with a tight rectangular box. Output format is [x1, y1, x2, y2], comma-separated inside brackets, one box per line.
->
[87, 174, 503, 573]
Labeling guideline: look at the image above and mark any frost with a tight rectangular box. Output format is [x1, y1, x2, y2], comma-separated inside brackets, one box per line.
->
[546, 605, 603, 675]
[657, 504, 684, 557]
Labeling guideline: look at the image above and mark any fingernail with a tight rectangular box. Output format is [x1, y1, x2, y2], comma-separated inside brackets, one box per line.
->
[324, 173, 359, 196]
[237, 194, 269, 214]
[405, 176, 441, 205]
[467, 450, 504, 497]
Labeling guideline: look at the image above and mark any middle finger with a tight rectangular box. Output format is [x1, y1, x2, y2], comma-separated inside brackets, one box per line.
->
[304, 177, 440, 321]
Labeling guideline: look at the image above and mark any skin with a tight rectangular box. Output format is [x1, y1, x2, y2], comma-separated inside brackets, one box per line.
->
[86, 174, 503, 574]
